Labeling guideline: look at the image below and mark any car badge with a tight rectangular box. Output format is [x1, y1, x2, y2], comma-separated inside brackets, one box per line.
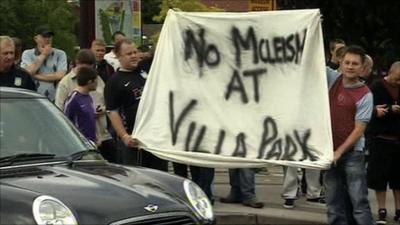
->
[14, 77, 22, 86]
[144, 204, 158, 213]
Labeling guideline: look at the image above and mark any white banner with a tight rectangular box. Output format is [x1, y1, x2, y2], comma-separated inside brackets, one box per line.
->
[133, 9, 333, 169]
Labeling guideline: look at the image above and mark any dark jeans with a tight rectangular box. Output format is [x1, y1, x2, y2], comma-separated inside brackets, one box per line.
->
[98, 139, 118, 163]
[228, 168, 257, 202]
[324, 151, 374, 225]
[173, 162, 188, 178]
[172, 163, 214, 201]
[190, 166, 215, 201]
[116, 139, 168, 171]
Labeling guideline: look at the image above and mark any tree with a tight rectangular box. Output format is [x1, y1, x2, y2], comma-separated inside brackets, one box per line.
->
[0, 0, 79, 60]
[277, 0, 400, 72]
[142, 0, 163, 24]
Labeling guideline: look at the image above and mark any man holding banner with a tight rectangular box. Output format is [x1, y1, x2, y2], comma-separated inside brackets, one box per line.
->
[133, 7, 337, 217]
[325, 46, 375, 225]
[105, 39, 167, 170]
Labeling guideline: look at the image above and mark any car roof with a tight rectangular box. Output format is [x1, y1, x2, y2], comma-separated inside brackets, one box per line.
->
[0, 87, 45, 99]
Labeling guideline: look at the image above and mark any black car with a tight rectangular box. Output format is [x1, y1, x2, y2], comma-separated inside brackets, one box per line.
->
[0, 87, 214, 225]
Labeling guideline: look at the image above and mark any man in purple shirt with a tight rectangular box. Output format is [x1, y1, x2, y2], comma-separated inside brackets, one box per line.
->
[64, 67, 98, 142]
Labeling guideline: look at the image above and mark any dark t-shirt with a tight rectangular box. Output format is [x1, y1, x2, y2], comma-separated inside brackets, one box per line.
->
[64, 91, 97, 142]
[96, 59, 114, 83]
[366, 79, 400, 137]
[326, 61, 339, 70]
[0, 65, 36, 91]
[104, 69, 146, 133]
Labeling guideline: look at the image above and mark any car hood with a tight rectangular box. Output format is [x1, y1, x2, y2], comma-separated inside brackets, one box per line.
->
[0, 161, 193, 224]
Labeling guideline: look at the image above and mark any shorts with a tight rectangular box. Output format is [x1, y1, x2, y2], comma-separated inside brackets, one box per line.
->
[367, 138, 400, 190]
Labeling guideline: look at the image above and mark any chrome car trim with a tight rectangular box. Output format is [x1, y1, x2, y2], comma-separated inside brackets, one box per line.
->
[109, 212, 196, 225]
[0, 160, 107, 170]
[0, 161, 67, 170]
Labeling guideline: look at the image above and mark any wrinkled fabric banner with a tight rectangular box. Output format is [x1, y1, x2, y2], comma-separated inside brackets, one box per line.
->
[133, 9, 333, 169]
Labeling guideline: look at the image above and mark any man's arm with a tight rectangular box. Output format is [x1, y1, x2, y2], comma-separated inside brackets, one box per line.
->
[64, 99, 77, 123]
[34, 71, 66, 81]
[333, 121, 367, 162]
[24, 55, 46, 75]
[326, 66, 341, 88]
[34, 50, 67, 81]
[334, 92, 373, 162]
[22, 48, 67, 81]
[55, 80, 70, 110]
[107, 111, 137, 147]
[22, 45, 53, 75]
[104, 78, 136, 147]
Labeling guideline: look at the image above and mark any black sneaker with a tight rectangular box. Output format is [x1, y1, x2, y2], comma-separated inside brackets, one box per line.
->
[283, 199, 295, 209]
[394, 209, 400, 222]
[376, 208, 387, 225]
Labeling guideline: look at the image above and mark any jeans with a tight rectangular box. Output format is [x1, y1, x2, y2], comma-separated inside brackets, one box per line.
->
[228, 168, 257, 202]
[173, 162, 188, 178]
[324, 150, 375, 225]
[282, 167, 321, 199]
[190, 166, 215, 201]
[98, 139, 118, 163]
[116, 139, 168, 171]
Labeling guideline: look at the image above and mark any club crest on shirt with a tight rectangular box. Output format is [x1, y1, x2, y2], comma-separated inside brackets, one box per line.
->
[337, 94, 345, 105]
[14, 77, 22, 87]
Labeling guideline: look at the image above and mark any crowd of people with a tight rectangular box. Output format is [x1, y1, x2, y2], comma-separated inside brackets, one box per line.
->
[1, 25, 399, 225]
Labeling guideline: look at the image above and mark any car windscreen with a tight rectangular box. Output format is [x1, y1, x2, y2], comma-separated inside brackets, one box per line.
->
[0, 98, 94, 158]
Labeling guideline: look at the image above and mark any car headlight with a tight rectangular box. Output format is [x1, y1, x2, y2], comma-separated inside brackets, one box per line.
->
[183, 179, 213, 221]
[32, 195, 78, 225]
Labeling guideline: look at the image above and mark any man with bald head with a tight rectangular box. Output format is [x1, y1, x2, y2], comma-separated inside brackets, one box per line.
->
[104, 39, 168, 171]
[366, 61, 400, 224]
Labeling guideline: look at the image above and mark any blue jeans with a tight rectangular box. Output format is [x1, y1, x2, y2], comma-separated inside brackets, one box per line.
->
[324, 151, 375, 225]
[228, 168, 256, 202]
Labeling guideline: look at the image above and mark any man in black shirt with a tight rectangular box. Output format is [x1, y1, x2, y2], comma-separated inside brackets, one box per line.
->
[326, 38, 345, 70]
[366, 61, 400, 224]
[104, 39, 167, 171]
[0, 36, 36, 91]
[91, 39, 114, 83]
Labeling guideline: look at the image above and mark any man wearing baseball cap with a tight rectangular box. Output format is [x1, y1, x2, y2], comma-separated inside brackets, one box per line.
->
[21, 24, 67, 101]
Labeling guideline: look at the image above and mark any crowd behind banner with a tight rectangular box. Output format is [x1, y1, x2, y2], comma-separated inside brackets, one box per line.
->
[0, 10, 399, 225]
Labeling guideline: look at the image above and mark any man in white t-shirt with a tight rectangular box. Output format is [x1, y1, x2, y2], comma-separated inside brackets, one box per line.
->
[104, 31, 126, 71]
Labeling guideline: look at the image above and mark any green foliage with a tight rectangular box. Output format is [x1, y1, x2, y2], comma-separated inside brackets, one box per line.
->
[0, 0, 78, 60]
[280, 0, 400, 72]
[142, 0, 162, 24]
[99, 9, 113, 44]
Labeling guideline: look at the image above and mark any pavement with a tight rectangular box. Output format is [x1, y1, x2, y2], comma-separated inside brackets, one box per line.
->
[210, 165, 398, 225]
